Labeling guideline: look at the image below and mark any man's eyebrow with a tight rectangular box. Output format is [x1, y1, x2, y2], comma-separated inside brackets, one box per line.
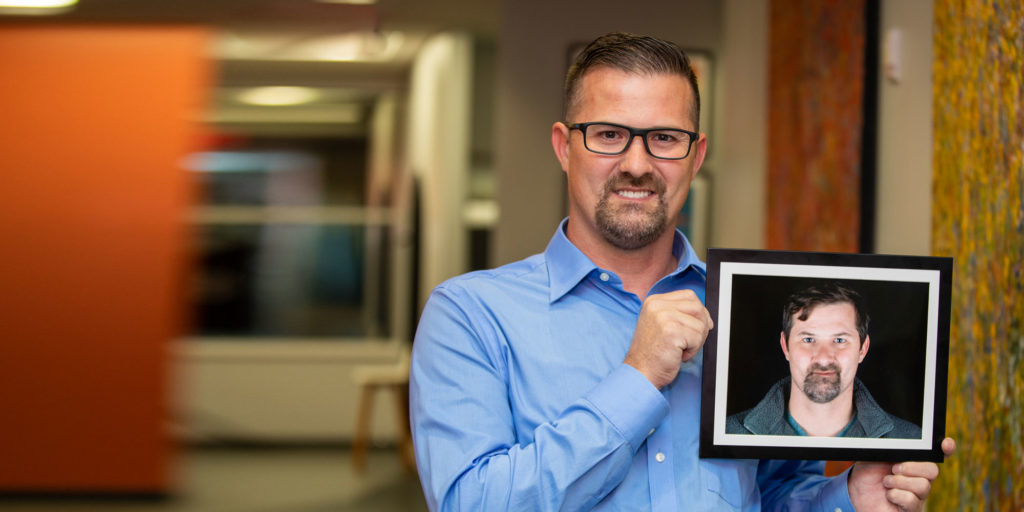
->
[829, 329, 857, 336]
[795, 329, 856, 336]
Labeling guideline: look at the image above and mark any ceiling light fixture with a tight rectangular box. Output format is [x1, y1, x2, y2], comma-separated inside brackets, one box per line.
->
[237, 86, 322, 107]
[0, 0, 77, 14]
[308, 31, 403, 62]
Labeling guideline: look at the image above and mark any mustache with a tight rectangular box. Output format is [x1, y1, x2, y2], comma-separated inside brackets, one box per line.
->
[602, 173, 666, 196]
[806, 363, 841, 377]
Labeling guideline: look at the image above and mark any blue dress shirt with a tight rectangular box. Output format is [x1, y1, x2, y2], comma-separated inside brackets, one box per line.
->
[410, 220, 854, 511]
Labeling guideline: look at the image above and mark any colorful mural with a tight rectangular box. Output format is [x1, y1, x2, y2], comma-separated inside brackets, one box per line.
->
[931, 0, 1024, 508]
[766, 0, 865, 252]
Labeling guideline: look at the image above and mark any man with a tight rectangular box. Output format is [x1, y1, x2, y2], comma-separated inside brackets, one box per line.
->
[726, 282, 922, 438]
[410, 32, 953, 511]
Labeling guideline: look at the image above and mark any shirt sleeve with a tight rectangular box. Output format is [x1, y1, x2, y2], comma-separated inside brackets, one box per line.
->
[409, 286, 669, 511]
[757, 459, 855, 512]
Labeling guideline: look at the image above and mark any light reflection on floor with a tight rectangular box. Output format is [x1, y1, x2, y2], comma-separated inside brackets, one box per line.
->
[0, 447, 428, 512]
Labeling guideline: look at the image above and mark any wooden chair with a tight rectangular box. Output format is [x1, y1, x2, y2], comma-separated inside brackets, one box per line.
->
[351, 348, 415, 473]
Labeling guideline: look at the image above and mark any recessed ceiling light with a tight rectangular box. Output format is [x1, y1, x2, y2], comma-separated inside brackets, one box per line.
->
[237, 86, 322, 106]
[0, 0, 77, 14]
[0, 0, 76, 6]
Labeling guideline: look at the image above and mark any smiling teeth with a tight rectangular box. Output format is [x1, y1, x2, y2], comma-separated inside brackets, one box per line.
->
[617, 190, 652, 199]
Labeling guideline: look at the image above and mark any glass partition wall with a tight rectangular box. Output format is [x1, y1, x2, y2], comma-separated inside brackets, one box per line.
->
[178, 30, 483, 443]
[188, 31, 415, 344]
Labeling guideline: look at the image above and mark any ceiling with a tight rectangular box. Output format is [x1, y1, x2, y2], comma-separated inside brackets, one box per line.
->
[0, 0, 498, 137]
[0, 0, 498, 35]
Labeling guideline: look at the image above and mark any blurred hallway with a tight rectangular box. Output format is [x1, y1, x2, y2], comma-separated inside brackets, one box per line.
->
[0, 447, 427, 512]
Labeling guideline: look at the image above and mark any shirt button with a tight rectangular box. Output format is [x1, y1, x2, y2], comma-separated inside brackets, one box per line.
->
[834, 508, 842, 512]
[655, 452, 666, 463]
[599, 272, 610, 281]
[648, 428, 655, 436]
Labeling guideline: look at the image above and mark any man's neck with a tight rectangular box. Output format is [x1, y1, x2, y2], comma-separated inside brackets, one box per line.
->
[786, 384, 856, 437]
[566, 221, 678, 300]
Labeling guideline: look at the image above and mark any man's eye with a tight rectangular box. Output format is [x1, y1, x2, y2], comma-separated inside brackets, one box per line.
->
[650, 132, 680, 144]
[801, 337, 814, 344]
[596, 130, 623, 140]
[833, 337, 848, 344]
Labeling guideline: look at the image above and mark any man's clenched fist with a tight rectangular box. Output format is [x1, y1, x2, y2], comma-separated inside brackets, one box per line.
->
[624, 289, 713, 389]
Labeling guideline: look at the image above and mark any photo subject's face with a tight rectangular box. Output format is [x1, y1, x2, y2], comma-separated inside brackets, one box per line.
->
[558, 68, 704, 251]
[782, 302, 868, 405]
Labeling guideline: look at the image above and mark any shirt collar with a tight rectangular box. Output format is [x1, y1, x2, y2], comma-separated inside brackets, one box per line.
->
[544, 218, 706, 303]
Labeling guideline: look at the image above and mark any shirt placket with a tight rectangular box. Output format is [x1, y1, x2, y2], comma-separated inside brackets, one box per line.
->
[646, 418, 678, 511]
[595, 267, 683, 510]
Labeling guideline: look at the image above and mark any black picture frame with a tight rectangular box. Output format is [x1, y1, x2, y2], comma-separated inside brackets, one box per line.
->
[699, 249, 951, 462]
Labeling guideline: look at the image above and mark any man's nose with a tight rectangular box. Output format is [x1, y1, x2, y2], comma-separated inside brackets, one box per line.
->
[811, 343, 837, 362]
[620, 134, 655, 175]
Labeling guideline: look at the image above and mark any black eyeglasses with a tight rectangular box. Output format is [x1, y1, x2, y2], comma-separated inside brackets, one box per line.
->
[567, 122, 698, 160]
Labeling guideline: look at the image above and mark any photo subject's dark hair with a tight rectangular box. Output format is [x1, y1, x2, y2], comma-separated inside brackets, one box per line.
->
[781, 282, 870, 343]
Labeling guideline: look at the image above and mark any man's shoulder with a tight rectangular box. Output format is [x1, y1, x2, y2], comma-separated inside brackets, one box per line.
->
[883, 414, 923, 439]
[432, 252, 548, 299]
[726, 378, 790, 435]
[725, 409, 755, 434]
[853, 380, 923, 439]
[416, 253, 551, 355]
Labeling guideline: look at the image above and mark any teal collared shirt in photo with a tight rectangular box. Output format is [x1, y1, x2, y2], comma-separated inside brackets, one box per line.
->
[787, 411, 859, 437]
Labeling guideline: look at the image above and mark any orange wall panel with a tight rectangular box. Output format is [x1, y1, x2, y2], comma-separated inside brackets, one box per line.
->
[0, 25, 210, 492]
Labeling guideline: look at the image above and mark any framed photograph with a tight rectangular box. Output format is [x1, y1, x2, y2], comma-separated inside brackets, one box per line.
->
[699, 249, 951, 462]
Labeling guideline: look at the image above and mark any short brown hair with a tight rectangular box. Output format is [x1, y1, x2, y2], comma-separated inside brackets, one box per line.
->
[781, 282, 870, 344]
[563, 32, 701, 129]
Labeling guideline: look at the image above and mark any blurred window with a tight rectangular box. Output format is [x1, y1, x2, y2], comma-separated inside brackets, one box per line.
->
[187, 140, 392, 339]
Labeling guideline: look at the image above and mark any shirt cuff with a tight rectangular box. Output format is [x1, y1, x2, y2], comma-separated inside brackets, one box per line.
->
[818, 467, 856, 512]
[584, 363, 669, 451]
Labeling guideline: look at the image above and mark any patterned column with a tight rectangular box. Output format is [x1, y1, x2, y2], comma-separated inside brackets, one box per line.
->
[931, 0, 1024, 508]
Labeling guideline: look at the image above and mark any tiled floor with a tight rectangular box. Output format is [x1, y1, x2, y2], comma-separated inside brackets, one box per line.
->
[0, 447, 428, 512]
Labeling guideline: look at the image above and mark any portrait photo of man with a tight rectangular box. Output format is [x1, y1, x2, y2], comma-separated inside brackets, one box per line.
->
[726, 281, 922, 438]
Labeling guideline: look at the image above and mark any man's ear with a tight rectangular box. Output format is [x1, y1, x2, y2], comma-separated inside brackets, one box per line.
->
[551, 121, 571, 173]
[858, 335, 870, 363]
[688, 133, 708, 179]
[779, 331, 790, 361]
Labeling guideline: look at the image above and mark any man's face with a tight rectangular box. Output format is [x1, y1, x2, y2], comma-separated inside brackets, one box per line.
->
[551, 67, 706, 251]
[780, 302, 870, 404]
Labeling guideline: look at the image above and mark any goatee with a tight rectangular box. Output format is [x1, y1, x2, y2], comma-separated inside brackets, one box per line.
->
[594, 173, 669, 250]
[802, 363, 842, 403]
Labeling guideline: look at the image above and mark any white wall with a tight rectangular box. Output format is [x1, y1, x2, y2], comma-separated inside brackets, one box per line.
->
[177, 341, 407, 442]
[713, 0, 769, 250]
[875, 0, 934, 255]
[407, 33, 474, 303]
